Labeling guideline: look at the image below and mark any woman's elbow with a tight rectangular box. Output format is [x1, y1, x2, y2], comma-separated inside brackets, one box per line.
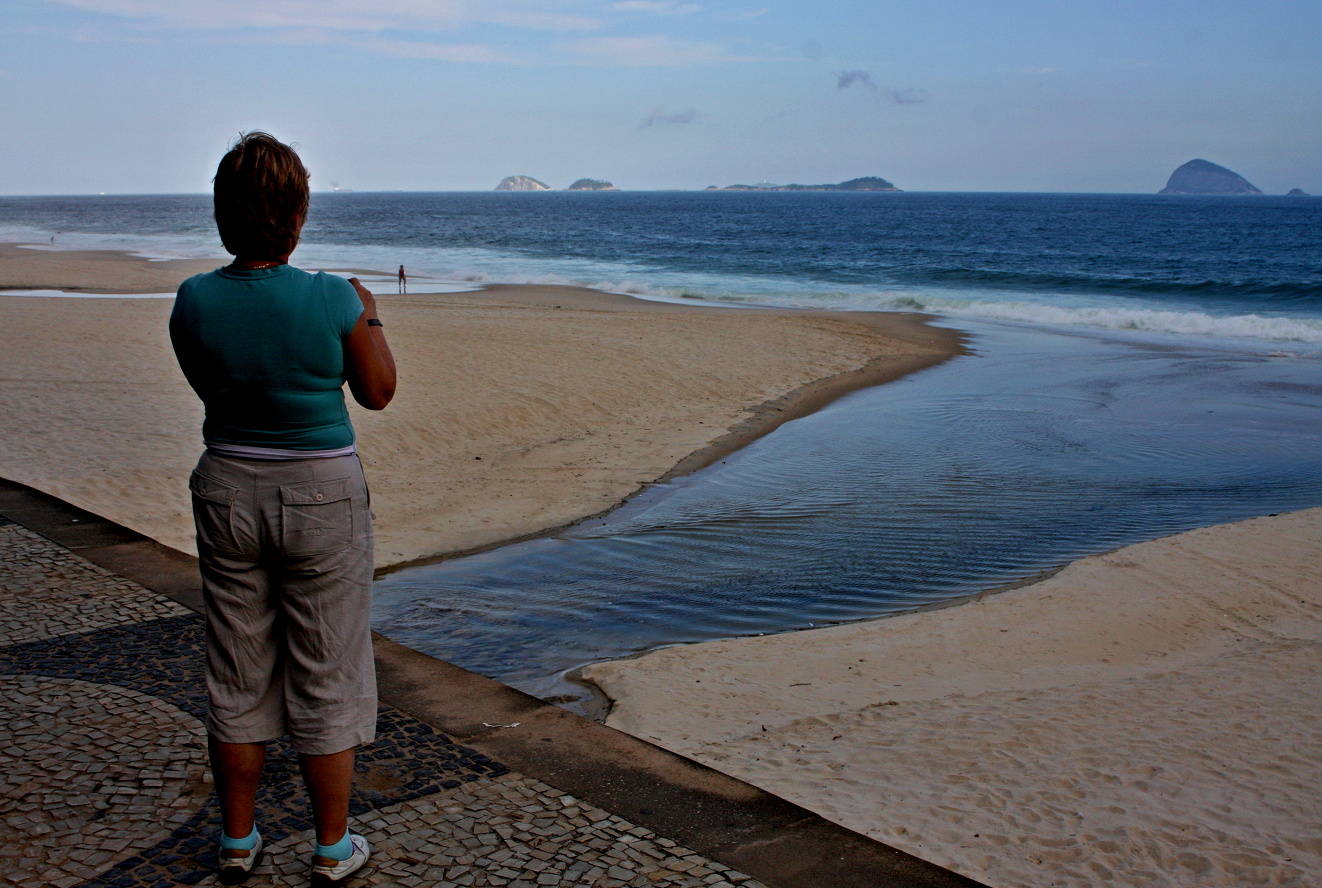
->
[351, 378, 395, 410]
[358, 389, 394, 410]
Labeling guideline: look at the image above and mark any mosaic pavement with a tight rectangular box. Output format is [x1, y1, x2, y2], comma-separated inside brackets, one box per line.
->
[0, 522, 767, 888]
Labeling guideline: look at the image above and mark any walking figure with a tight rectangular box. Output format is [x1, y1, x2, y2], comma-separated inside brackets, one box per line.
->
[398, 265, 407, 294]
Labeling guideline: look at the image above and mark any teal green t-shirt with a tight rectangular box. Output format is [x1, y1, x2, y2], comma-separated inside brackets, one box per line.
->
[170, 265, 364, 450]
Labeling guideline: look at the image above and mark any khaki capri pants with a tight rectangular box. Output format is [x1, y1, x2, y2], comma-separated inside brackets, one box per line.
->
[189, 450, 377, 755]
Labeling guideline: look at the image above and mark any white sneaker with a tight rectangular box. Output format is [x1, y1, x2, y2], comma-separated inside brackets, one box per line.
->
[310, 833, 371, 886]
[217, 829, 263, 885]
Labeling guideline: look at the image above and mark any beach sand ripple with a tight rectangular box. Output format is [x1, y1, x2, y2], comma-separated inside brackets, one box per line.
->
[585, 508, 1322, 887]
[710, 641, 1320, 886]
[0, 249, 956, 568]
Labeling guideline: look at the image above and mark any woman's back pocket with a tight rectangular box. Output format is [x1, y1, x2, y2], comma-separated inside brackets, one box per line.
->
[280, 478, 354, 556]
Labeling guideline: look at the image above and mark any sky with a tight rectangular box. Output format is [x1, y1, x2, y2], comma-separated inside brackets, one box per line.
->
[1, 0, 1319, 194]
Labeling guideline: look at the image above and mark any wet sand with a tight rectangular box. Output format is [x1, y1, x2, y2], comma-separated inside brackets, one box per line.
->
[0, 243, 960, 568]
[583, 507, 1322, 887]
[6, 241, 1318, 886]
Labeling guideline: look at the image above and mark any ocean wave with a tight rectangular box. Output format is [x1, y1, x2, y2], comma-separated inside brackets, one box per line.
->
[917, 266, 1322, 302]
[582, 282, 1322, 345]
[7, 222, 1321, 346]
[921, 297, 1322, 343]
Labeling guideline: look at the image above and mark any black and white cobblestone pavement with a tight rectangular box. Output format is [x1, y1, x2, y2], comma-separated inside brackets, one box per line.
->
[0, 484, 984, 888]
[0, 521, 767, 888]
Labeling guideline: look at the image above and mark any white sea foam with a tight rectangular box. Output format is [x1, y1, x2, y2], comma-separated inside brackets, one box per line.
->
[5, 226, 1320, 347]
[0, 289, 174, 299]
[571, 283, 1322, 345]
[317, 270, 480, 294]
[429, 270, 1322, 346]
[1, 226, 226, 262]
[864, 293, 1322, 344]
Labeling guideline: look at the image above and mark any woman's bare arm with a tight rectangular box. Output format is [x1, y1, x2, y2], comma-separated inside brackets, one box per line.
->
[344, 277, 397, 410]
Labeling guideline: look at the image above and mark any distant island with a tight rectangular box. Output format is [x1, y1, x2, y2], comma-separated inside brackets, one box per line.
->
[1287, 188, 1311, 197]
[706, 176, 900, 193]
[495, 175, 550, 192]
[567, 178, 618, 191]
[1159, 159, 1262, 195]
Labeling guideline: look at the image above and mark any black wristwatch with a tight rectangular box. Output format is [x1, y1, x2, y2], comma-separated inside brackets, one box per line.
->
[366, 318, 383, 327]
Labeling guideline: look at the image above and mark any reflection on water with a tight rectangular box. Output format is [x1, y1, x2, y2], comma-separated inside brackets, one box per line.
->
[371, 322, 1322, 710]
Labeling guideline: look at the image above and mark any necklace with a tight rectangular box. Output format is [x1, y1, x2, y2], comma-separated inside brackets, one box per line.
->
[230, 260, 284, 270]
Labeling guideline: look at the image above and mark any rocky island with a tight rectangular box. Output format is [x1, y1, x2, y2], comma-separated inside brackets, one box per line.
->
[1287, 188, 1311, 197]
[495, 175, 550, 192]
[1159, 159, 1262, 195]
[706, 176, 900, 192]
[567, 178, 618, 191]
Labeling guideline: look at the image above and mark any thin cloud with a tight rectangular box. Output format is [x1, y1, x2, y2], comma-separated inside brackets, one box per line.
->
[888, 87, 927, 105]
[1102, 58, 1154, 69]
[640, 106, 697, 127]
[563, 35, 756, 65]
[610, 1, 702, 13]
[832, 71, 927, 105]
[835, 69, 876, 91]
[42, 0, 602, 32]
[188, 26, 515, 62]
[362, 38, 509, 63]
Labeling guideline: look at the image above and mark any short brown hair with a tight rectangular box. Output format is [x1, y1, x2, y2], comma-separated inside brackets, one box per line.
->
[213, 132, 310, 259]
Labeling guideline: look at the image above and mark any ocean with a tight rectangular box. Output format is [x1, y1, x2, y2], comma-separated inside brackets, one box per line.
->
[3, 191, 1321, 343]
[3, 191, 1321, 709]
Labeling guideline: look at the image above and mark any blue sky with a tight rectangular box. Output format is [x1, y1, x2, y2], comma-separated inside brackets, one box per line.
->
[2, 0, 1319, 194]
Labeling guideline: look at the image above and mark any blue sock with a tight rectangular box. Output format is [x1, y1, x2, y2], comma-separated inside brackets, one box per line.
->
[315, 833, 352, 861]
[220, 825, 259, 851]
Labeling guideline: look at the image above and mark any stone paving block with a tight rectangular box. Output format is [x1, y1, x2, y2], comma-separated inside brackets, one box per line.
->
[0, 674, 209, 887]
[1, 515, 769, 888]
[0, 525, 188, 647]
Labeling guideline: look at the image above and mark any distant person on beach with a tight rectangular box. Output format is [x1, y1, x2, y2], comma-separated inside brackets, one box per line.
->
[169, 132, 396, 886]
[398, 264, 406, 294]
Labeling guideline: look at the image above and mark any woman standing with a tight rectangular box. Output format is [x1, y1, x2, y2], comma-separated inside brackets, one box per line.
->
[170, 132, 396, 885]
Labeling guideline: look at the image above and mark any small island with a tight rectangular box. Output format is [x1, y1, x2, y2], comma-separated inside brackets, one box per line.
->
[567, 178, 618, 191]
[495, 175, 550, 192]
[1286, 188, 1311, 197]
[706, 176, 900, 193]
[1159, 159, 1262, 195]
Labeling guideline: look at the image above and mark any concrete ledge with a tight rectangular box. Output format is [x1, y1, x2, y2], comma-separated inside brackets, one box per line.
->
[0, 476, 988, 888]
[0, 481, 206, 612]
[373, 634, 985, 888]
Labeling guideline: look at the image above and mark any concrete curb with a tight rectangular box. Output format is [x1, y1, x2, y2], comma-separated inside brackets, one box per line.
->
[0, 476, 988, 888]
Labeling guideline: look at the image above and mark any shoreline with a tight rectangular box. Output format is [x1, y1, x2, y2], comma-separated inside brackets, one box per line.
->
[0, 242, 220, 293]
[7, 241, 1319, 885]
[0, 243, 964, 570]
[563, 563, 1070, 724]
[374, 284, 965, 575]
[580, 506, 1322, 887]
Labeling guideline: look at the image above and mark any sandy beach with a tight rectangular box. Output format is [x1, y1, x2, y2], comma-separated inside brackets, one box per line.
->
[5, 241, 1318, 887]
[0, 243, 960, 568]
[583, 507, 1322, 887]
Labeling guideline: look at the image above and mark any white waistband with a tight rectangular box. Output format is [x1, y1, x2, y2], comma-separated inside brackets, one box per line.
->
[204, 442, 358, 461]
